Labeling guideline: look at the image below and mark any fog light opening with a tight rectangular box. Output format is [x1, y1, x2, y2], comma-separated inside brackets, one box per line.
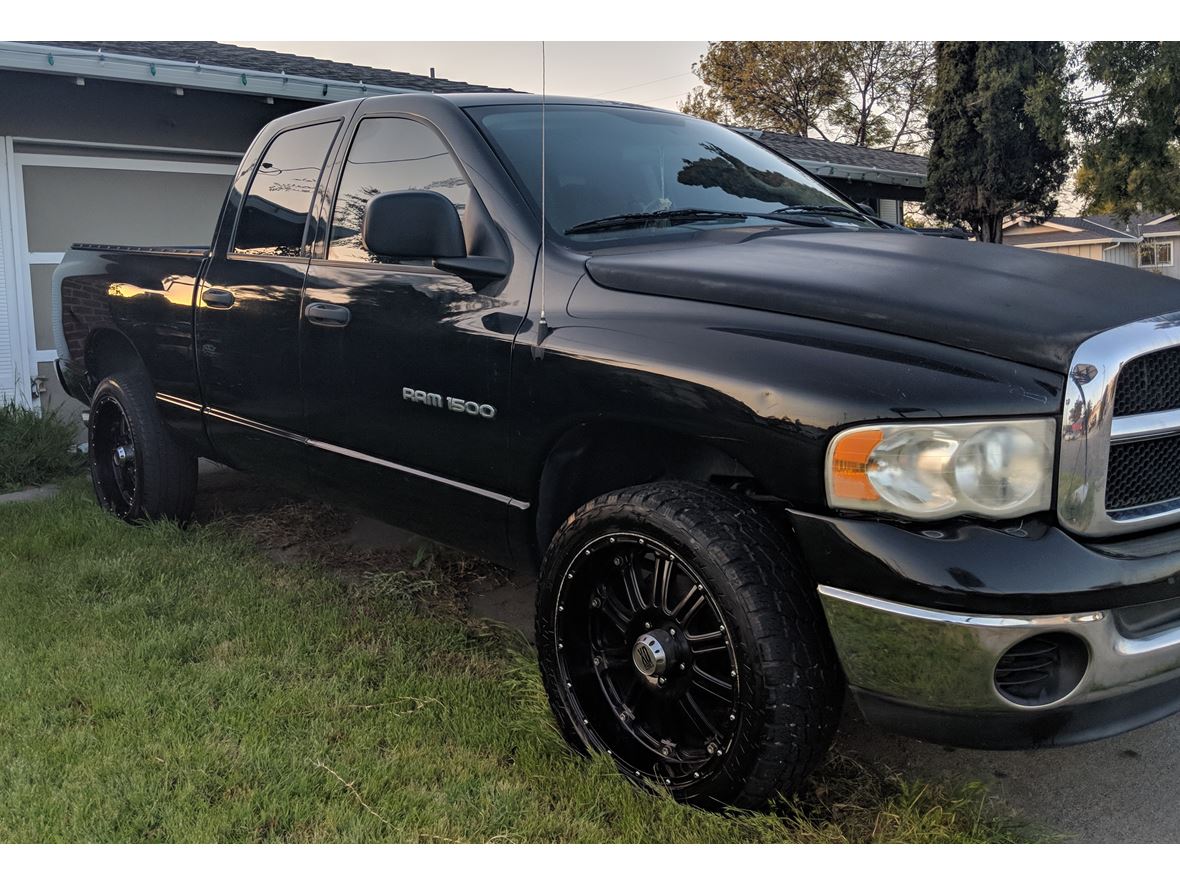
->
[994, 632, 1088, 707]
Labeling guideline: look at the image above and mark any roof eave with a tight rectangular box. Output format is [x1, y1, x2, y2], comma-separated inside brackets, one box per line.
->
[1009, 237, 1137, 248]
[0, 41, 416, 103]
[792, 157, 926, 189]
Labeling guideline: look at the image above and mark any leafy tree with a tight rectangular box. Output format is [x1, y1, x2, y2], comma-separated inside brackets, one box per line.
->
[680, 42, 847, 139]
[1075, 42, 1180, 219]
[679, 41, 935, 150]
[923, 42, 1071, 243]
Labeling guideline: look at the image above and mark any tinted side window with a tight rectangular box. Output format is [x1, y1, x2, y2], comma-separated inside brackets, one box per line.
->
[328, 117, 469, 263]
[233, 122, 339, 257]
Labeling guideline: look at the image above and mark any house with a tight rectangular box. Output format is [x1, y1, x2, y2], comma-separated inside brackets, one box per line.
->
[1003, 213, 1180, 278]
[748, 130, 928, 226]
[0, 40, 510, 411]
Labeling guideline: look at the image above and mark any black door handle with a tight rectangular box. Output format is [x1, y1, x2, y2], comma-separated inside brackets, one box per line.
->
[305, 302, 351, 327]
[202, 288, 236, 308]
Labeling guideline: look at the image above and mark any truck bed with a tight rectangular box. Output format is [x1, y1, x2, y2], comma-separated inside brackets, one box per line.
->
[53, 242, 211, 406]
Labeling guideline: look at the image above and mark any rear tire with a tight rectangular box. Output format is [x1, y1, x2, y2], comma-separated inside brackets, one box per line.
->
[89, 372, 197, 524]
[536, 481, 843, 809]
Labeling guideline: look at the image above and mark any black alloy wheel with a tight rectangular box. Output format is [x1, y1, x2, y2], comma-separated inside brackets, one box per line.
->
[91, 392, 140, 518]
[553, 532, 741, 790]
[537, 481, 843, 809]
[87, 371, 197, 524]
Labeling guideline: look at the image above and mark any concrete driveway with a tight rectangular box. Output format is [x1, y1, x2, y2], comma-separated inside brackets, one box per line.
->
[195, 462, 1180, 843]
[837, 703, 1180, 842]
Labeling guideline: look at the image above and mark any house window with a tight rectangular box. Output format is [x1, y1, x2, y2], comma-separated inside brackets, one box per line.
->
[1139, 241, 1174, 268]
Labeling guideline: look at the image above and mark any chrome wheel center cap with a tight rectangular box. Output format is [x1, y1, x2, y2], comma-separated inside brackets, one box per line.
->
[633, 631, 670, 677]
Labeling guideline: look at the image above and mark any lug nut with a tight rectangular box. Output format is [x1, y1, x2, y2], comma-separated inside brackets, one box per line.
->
[669, 628, 677, 636]
[644, 622, 652, 629]
[658, 677, 666, 685]
[661, 747, 670, 756]
[679, 663, 686, 671]
[593, 656, 601, 666]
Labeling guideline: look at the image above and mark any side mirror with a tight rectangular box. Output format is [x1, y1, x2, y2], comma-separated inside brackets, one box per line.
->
[362, 190, 465, 260]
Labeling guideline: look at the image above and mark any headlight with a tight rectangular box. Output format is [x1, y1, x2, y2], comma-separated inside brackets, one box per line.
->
[826, 419, 1055, 519]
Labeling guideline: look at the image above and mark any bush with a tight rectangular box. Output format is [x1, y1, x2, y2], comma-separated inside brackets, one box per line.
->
[0, 400, 83, 492]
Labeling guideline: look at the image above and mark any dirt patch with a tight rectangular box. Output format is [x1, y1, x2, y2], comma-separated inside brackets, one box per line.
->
[200, 465, 518, 626]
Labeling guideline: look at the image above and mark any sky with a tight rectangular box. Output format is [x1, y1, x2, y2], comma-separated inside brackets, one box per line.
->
[244, 42, 708, 111]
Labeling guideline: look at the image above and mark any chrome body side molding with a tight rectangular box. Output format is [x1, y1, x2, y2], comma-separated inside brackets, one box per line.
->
[155, 393, 530, 511]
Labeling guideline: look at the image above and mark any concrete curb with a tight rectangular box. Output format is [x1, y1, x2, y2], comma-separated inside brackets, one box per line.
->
[0, 484, 60, 505]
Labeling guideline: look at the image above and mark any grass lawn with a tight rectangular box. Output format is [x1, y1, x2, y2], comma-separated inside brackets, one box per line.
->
[0, 479, 1035, 842]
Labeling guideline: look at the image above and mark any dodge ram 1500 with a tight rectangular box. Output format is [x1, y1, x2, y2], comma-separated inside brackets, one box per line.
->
[54, 93, 1180, 808]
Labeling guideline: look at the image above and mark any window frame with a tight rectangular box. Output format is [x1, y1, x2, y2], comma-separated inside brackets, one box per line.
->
[228, 119, 343, 262]
[1155, 240, 1174, 268]
[317, 112, 473, 269]
[1139, 240, 1174, 269]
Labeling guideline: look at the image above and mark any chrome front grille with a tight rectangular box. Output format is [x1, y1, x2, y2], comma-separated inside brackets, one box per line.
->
[1114, 347, 1180, 416]
[1106, 433, 1180, 511]
[1059, 312, 1180, 537]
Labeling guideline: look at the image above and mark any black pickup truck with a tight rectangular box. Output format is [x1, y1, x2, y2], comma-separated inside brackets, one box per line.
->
[54, 93, 1180, 809]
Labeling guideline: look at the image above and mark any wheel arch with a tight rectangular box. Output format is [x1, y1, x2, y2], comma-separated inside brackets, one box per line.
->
[532, 420, 764, 555]
[84, 329, 149, 391]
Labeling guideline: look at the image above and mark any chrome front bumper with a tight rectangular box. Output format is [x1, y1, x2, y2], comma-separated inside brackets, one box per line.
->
[819, 585, 1180, 715]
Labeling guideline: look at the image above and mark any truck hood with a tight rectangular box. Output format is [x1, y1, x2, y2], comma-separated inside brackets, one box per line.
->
[583, 230, 1180, 373]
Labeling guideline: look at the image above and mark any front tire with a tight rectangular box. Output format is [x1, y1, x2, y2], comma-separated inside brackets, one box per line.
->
[536, 481, 843, 809]
[89, 371, 197, 523]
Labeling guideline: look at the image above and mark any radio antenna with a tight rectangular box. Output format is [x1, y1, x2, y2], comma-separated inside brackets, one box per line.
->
[536, 40, 550, 347]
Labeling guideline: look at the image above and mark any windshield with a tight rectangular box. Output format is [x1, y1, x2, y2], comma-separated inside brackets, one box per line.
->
[469, 104, 881, 241]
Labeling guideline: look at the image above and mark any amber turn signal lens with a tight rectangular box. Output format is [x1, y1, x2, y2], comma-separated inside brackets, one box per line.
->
[830, 429, 883, 502]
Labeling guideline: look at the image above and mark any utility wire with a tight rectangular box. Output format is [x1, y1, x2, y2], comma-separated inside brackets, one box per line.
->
[591, 70, 695, 98]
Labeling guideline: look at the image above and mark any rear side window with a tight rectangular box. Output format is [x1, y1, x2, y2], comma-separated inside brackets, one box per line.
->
[328, 117, 469, 263]
[233, 121, 339, 257]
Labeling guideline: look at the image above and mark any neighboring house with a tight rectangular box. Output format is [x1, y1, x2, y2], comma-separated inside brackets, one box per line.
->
[748, 129, 928, 226]
[0, 40, 510, 411]
[1004, 213, 1180, 278]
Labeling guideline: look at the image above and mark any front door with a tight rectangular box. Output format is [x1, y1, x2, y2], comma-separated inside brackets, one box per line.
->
[196, 119, 341, 476]
[300, 115, 519, 559]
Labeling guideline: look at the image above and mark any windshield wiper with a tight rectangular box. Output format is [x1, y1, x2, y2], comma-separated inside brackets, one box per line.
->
[564, 208, 830, 236]
[772, 204, 874, 221]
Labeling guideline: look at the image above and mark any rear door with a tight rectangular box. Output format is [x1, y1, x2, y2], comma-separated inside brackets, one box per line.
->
[195, 117, 342, 477]
[299, 114, 520, 559]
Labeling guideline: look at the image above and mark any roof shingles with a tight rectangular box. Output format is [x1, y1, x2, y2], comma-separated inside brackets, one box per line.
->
[1007, 214, 1180, 245]
[752, 129, 928, 177]
[29, 40, 515, 94]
